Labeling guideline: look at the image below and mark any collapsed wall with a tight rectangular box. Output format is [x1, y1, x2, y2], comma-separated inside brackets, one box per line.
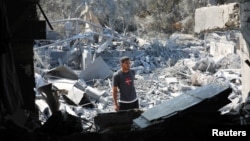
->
[194, 1, 250, 103]
[30, 1, 250, 135]
[240, 1, 250, 103]
[194, 2, 240, 33]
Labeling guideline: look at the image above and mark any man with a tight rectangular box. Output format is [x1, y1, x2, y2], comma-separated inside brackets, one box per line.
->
[112, 56, 139, 111]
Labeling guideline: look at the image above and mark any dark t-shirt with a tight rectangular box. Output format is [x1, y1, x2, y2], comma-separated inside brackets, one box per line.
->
[112, 69, 137, 103]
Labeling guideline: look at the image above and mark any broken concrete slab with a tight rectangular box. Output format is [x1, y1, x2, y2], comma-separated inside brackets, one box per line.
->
[94, 109, 143, 133]
[210, 41, 235, 57]
[49, 78, 76, 90]
[49, 79, 84, 105]
[37, 83, 60, 114]
[240, 1, 250, 103]
[140, 60, 151, 74]
[195, 3, 240, 33]
[35, 73, 45, 89]
[216, 53, 241, 69]
[240, 2, 250, 47]
[46, 65, 78, 80]
[85, 86, 106, 100]
[33, 9, 247, 128]
[133, 83, 232, 129]
[79, 56, 113, 81]
[192, 57, 217, 73]
[74, 79, 87, 91]
[96, 37, 112, 53]
[35, 99, 51, 120]
[65, 86, 85, 105]
[165, 77, 178, 85]
[82, 49, 92, 70]
[50, 50, 68, 65]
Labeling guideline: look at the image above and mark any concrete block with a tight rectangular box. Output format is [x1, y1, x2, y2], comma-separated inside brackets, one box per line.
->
[195, 3, 240, 33]
[35, 73, 45, 88]
[49, 79, 84, 105]
[82, 49, 92, 70]
[35, 99, 51, 117]
[74, 79, 87, 91]
[240, 2, 250, 50]
[165, 77, 178, 85]
[209, 41, 235, 57]
[240, 2, 250, 103]
[85, 86, 106, 100]
[239, 34, 250, 103]
[50, 50, 67, 64]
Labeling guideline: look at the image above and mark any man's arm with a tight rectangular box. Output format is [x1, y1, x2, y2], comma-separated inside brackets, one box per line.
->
[112, 86, 119, 111]
[112, 72, 119, 111]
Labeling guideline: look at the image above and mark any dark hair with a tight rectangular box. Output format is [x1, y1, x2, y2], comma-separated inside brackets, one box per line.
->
[120, 56, 130, 64]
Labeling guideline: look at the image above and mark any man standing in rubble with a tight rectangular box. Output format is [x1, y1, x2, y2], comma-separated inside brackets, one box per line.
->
[112, 56, 139, 111]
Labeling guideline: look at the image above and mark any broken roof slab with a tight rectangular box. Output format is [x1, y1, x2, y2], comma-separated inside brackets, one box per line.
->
[78, 56, 113, 81]
[46, 65, 78, 80]
[133, 83, 232, 128]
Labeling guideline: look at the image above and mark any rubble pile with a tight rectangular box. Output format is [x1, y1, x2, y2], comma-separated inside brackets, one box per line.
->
[216, 53, 241, 69]
[33, 15, 245, 132]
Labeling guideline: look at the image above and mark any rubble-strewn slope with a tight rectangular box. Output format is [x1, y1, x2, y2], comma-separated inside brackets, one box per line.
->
[39, 0, 238, 38]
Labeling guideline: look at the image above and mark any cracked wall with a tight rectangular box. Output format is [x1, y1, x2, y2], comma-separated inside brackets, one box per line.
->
[240, 0, 250, 102]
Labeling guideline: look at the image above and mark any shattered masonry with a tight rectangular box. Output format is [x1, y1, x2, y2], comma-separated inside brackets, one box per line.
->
[33, 2, 249, 133]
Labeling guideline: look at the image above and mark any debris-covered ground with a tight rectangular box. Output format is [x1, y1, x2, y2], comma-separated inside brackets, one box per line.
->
[33, 15, 247, 132]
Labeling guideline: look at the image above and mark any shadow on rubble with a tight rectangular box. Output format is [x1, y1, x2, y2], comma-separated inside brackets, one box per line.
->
[1, 109, 249, 141]
[1, 84, 250, 140]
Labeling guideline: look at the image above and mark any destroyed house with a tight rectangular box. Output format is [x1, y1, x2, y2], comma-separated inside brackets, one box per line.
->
[1, 0, 250, 140]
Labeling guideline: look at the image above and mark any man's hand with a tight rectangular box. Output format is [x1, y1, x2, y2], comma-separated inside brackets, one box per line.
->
[114, 104, 119, 111]
[112, 87, 119, 111]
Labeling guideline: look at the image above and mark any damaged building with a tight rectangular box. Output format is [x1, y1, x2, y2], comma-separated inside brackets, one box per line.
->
[1, 0, 250, 140]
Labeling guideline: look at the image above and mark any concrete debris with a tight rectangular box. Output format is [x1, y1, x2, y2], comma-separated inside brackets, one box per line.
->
[195, 2, 240, 33]
[46, 65, 78, 80]
[34, 73, 45, 93]
[216, 53, 241, 69]
[82, 49, 92, 70]
[35, 99, 51, 123]
[37, 83, 60, 114]
[96, 37, 113, 53]
[85, 86, 107, 100]
[74, 79, 87, 91]
[192, 57, 217, 73]
[205, 31, 239, 57]
[49, 79, 84, 105]
[168, 33, 203, 48]
[79, 56, 113, 81]
[133, 83, 232, 129]
[33, 12, 248, 131]
[210, 41, 235, 57]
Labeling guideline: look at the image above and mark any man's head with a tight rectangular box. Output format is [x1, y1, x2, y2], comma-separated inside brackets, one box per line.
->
[120, 56, 131, 72]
